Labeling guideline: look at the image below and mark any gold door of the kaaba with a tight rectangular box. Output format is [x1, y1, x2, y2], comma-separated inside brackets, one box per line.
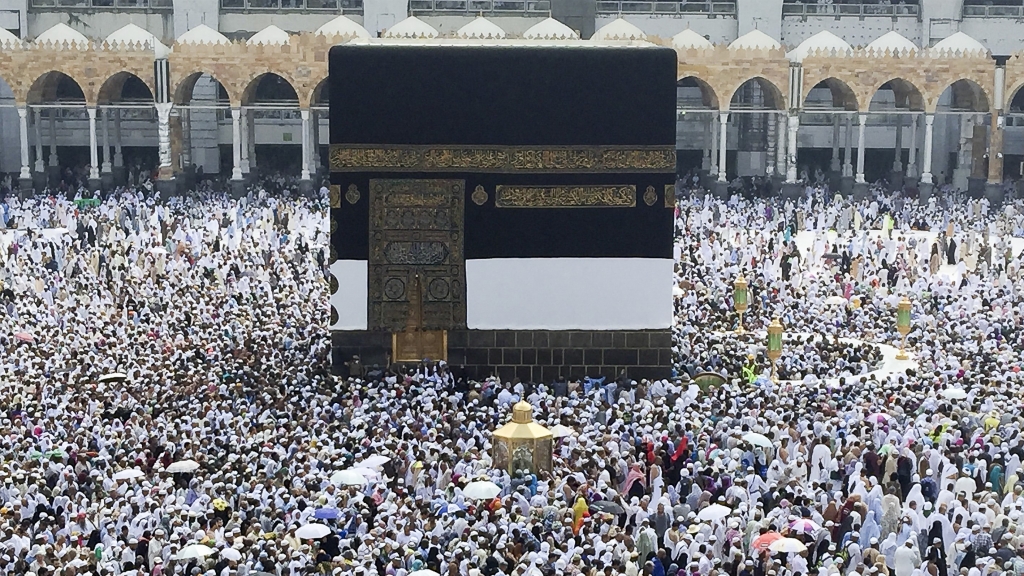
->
[368, 179, 466, 359]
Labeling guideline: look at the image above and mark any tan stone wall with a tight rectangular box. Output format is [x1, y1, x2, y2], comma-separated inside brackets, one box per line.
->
[0, 42, 157, 107]
[676, 46, 790, 111]
[169, 33, 342, 108]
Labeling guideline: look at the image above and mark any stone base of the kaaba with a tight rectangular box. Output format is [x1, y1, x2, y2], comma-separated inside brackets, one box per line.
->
[852, 181, 870, 201]
[19, 178, 33, 196]
[230, 179, 247, 199]
[781, 182, 802, 201]
[918, 182, 933, 203]
[839, 176, 854, 195]
[968, 177, 986, 198]
[331, 329, 674, 382]
[712, 180, 729, 200]
[156, 179, 176, 201]
[986, 183, 1005, 206]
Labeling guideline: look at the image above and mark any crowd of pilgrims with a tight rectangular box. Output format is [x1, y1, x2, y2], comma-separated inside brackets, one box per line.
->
[0, 181, 1023, 576]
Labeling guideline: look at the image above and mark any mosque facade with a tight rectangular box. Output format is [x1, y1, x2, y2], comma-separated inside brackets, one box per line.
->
[0, 0, 1022, 200]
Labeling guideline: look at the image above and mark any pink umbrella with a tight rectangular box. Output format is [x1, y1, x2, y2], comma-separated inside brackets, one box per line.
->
[865, 413, 889, 424]
[14, 332, 34, 343]
[788, 518, 821, 533]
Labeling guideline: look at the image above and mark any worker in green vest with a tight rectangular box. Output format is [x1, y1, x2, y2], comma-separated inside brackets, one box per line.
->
[742, 354, 757, 385]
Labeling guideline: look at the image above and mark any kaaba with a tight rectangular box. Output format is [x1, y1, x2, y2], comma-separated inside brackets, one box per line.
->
[328, 41, 677, 382]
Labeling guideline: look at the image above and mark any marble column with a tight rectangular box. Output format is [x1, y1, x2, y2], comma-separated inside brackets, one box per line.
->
[775, 114, 787, 177]
[101, 109, 112, 174]
[709, 114, 718, 175]
[239, 107, 250, 174]
[300, 109, 311, 181]
[786, 113, 799, 183]
[855, 113, 867, 184]
[921, 114, 935, 185]
[33, 109, 44, 173]
[48, 110, 58, 168]
[231, 108, 243, 181]
[907, 114, 919, 178]
[830, 115, 841, 172]
[893, 114, 903, 172]
[717, 111, 728, 182]
[843, 115, 853, 177]
[155, 103, 173, 180]
[87, 107, 99, 181]
[17, 107, 30, 180]
[113, 110, 123, 169]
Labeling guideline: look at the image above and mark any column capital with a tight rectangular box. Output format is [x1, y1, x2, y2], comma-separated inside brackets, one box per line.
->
[86, 107, 97, 120]
[16, 106, 26, 118]
[858, 113, 867, 125]
[300, 108, 310, 120]
[231, 107, 241, 120]
[924, 113, 935, 126]
[719, 111, 729, 123]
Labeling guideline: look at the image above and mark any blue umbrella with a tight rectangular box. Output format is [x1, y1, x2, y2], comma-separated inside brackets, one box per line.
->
[313, 508, 340, 520]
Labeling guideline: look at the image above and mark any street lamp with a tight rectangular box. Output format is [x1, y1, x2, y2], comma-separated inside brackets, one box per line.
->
[734, 274, 748, 334]
[895, 296, 912, 360]
[767, 317, 783, 383]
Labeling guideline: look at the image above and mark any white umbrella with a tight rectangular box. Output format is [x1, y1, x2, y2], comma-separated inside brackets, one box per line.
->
[769, 537, 807, 553]
[672, 284, 685, 297]
[463, 481, 501, 500]
[697, 504, 731, 521]
[347, 467, 381, 480]
[742, 432, 773, 448]
[355, 455, 390, 469]
[824, 295, 848, 306]
[220, 548, 242, 561]
[98, 372, 129, 383]
[409, 571, 441, 576]
[166, 460, 200, 474]
[551, 424, 574, 439]
[175, 544, 215, 560]
[148, 246, 168, 255]
[330, 470, 367, 487]
[295, 523, 332, 539]
[941, 388, 967, 399]
[112, 468, 145, 481]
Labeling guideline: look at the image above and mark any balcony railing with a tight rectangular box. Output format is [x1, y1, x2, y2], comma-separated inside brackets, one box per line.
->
[963, 4, 1024, 17]
[31, 0, 171, 9]
[410, 0, 549, 13]
[220, 0, 361, 12]
[595, 0, 736, 15]
[782, 2, 919, 17]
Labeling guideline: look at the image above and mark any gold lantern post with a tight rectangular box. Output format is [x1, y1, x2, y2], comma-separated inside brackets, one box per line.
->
[733, 274, 748, 334]
[766, 317, 783, 383]
[895, 297, 912, 360]
[492, 401, 553, 474]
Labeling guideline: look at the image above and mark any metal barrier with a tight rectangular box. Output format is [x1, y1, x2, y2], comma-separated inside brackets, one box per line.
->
[409, 0, 550, 13]
[962, 4, 1023, 17]
[32, 0, 172, 8]
[781, 2, 919, 17]
[595, 0, 736, 15]
[220, 0, 361, 11]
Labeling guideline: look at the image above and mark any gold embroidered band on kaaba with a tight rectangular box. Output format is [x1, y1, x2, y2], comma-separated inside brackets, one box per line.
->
[329, 145, 676, 173]
[495, 185, 636, 208]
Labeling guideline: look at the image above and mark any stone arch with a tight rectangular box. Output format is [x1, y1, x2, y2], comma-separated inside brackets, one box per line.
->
[723, 76, 786, 112]
[27, 71, 87, 106]
[172, 71, 234, 107]
[97, 71, 155, 105]
[240, 71, 299, 108]
[677, 76, 719, 110]
[310, 77, 330, 110]
[932, 78, 990, 113]
[804, 77, 858, 111]
[866, 78, 925, 112]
